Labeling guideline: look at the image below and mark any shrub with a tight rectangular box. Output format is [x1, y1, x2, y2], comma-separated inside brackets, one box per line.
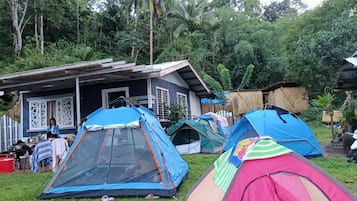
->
[168, 104, 187, 125]
[300, 107, 322, 123]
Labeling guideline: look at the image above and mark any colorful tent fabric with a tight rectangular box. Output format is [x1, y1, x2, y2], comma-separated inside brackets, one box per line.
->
[187, 167, 225, 201]
[198, 112, 230, 137]
[167, 119, 225, 154]
[232, 137, 292, 162]
[213, 149, 237, 192]
[224, 108, 324, 157]
[40, 106, 188, 199]
[188, 138, 356, 201]
[215, 137, 292, 192]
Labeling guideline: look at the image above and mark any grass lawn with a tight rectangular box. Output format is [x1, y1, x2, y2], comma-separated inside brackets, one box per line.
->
[0, 154, 219, 201]
[308, 123, 357, 195]
[0, 124, 356, 201]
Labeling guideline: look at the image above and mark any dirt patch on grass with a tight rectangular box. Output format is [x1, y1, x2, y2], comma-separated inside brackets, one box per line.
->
[323, 142, 346, 158]
[322, 142, 357, 198]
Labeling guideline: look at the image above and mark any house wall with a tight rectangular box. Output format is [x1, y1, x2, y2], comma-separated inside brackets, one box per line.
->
[189, 91, 201, 118]
[21, 80, 148, 137]
[151, 77, 192, 117]
[160, 72, 189, 88]
[80, 79, 147, 117]
[22, 88, 76, 138]
[21, 76, 201, 137]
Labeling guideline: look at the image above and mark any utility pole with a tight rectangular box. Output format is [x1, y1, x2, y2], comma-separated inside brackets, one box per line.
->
[149, 0, 154, 65]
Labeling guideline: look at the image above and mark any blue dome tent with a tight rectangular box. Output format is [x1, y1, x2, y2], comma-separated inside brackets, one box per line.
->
[224, 106, 324, 158]
[40, 106, 188, 199]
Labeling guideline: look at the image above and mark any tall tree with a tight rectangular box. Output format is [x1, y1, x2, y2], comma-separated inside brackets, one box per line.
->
[263, 0, 305, 22]
[7, 0, 31, 57]
[0, 1, 13, 62]
[282, 0, 357, 97]
[238, 64, 254, 90]
[76, 0, 80, 44]
[39, 0, 44, 55]
[34, 0, 38, 50]
[217, 63, 232, 90]
[203, 73, 223, 92]
[149, 0, 154, 64]
[167, 0, 208, 38]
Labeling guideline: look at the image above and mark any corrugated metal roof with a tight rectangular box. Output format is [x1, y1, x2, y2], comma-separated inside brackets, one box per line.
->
[345, 57, 357, 67]
[0, 59, 210, 97]
[336, 51, 357, 90]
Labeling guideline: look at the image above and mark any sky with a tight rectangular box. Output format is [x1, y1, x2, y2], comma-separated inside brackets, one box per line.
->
[260, 0, 325, 10]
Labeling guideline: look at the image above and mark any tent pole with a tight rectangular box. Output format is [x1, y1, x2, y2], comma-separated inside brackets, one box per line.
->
[131, 128, 136, 154]
[76, 77, 81, 132]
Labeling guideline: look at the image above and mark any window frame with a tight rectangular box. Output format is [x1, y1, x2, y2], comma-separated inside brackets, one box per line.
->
[176, 92, 188, 117]
[28, 96, 74, 131]
[156, 87, 170, 121]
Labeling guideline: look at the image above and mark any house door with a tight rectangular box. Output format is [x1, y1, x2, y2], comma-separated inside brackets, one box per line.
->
[102, 87, 129, 108]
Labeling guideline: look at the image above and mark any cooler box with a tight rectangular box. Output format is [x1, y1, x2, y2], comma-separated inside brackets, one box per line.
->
[0, 154, 14, 173]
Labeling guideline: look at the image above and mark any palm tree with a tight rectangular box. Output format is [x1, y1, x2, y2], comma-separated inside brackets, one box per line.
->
[167, 0, 208, 38]
[149, 0, 166, 64]
[312, 92, 337, 137]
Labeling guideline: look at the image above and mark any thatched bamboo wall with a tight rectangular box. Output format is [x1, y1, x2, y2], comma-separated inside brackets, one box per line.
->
[227, 90, 263, 120]
[266, 87, 308, 113]
[322, 111, 342, 123]
[201, 90, 263, 122]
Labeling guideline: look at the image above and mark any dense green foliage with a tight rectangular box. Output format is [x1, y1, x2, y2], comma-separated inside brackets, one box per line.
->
[312, 92, 338, 136]
[300, 106, 322, 123]
[0, 0, 356, 97]
[217, 63, 232, 90]
[168, 104, 187, 124]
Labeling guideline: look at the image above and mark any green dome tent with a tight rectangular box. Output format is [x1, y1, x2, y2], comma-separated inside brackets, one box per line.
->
[167, 119, 225, 154]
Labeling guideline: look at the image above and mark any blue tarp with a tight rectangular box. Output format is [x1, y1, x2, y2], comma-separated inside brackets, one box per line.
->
[200, 91, 230, 105]
[224, 109, 324, 158]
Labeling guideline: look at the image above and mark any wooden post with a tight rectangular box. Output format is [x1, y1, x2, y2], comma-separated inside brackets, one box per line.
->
[9, 117, 13, 146]
[4, 116, 7, 151]
[76, 78, 81, 132]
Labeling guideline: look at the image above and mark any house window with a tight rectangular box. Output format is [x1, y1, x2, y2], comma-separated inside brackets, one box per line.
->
[156, 87, 170, 120]
[177, 92, 188, 117]
[29, 96, 74, 130]
[102, 87, 129, 108]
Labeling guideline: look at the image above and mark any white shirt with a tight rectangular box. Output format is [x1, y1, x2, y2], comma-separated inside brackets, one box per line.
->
[51, 138, 68, 157]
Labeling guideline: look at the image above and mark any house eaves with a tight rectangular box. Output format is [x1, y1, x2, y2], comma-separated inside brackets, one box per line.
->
[345, 57, 357, 67]
[0, 59, 210, 98]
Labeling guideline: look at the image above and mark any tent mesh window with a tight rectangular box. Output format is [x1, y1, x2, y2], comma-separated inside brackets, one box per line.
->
[172, 129, 200, 145]
[53, 127, 160, 187]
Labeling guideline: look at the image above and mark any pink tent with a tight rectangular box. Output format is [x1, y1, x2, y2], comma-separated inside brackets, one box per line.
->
[224, 151, 356, 201]
[188, 138, 356, 201]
